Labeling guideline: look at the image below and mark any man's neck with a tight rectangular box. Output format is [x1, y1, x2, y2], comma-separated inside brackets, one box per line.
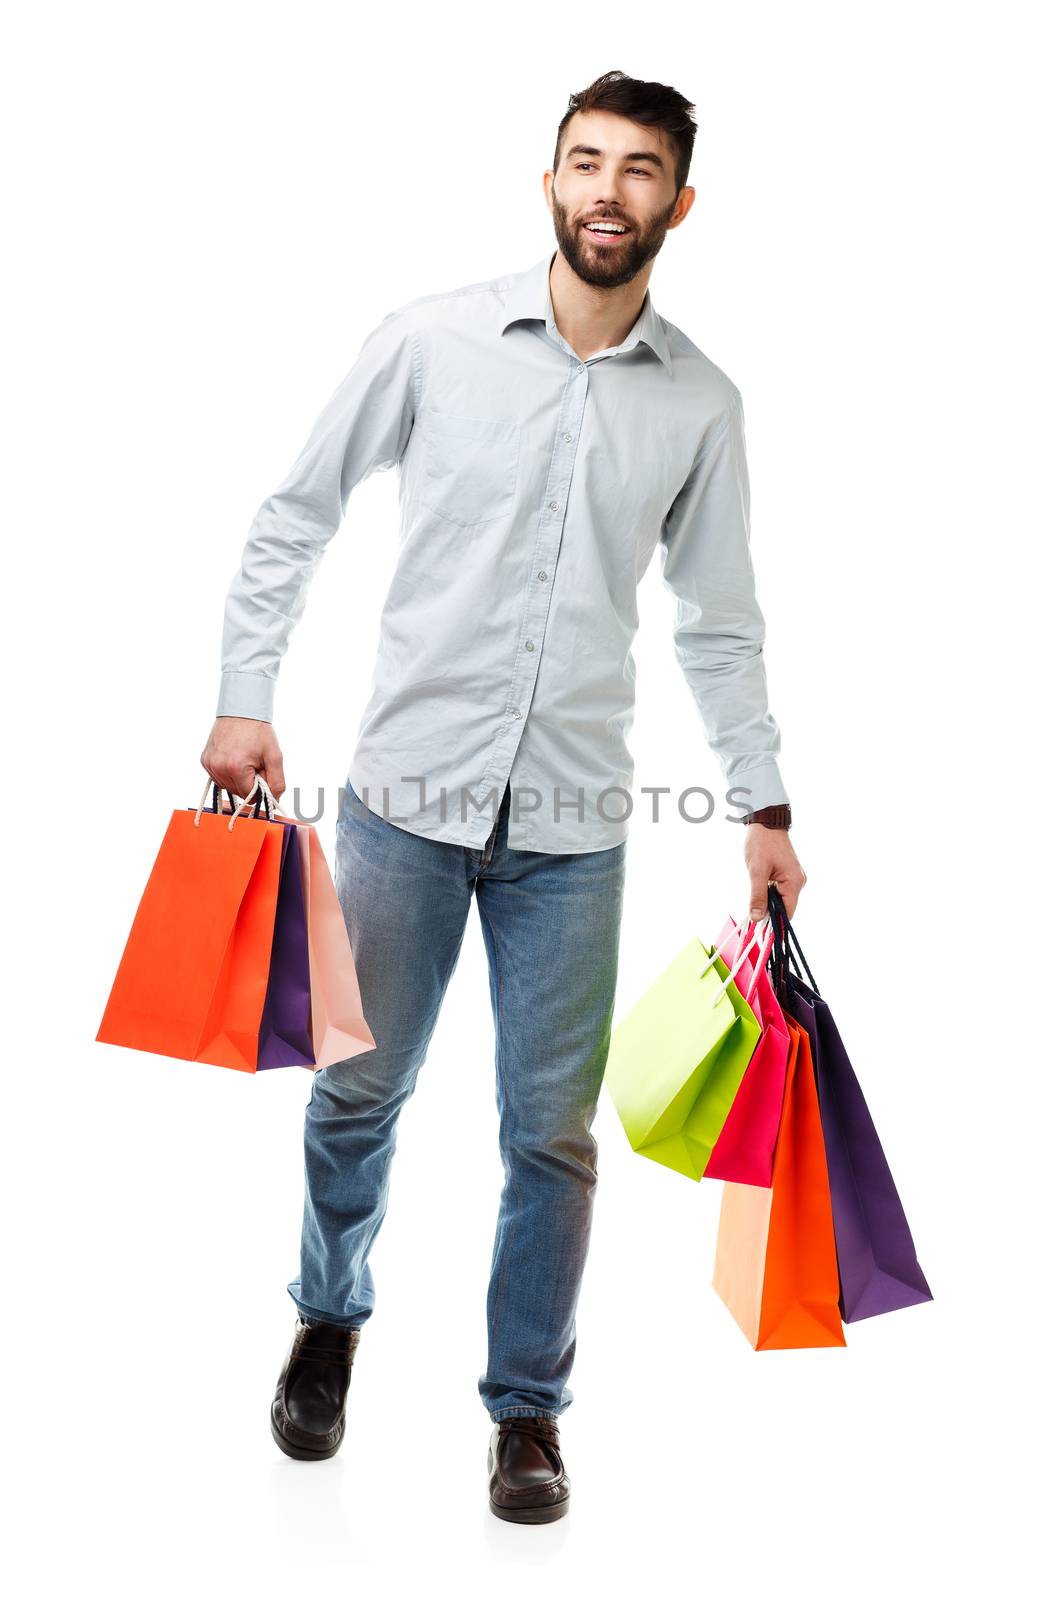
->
[547, 248, 650, 363]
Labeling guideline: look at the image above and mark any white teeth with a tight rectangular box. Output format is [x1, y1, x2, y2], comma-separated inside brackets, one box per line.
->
[586, 223, 627, 235]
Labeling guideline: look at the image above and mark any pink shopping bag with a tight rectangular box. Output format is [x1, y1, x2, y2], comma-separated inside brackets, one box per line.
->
[703, 916, 789, 1186]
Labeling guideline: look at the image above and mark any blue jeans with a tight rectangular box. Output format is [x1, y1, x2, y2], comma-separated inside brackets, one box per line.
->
[286, 778, 628, 1422]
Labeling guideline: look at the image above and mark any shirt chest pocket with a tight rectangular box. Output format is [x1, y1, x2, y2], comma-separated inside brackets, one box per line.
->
[418, 408, 521, 528]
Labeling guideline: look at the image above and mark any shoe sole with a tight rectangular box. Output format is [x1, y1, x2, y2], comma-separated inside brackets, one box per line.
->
[270, 1405, 343, 1462]
[489, 1495, 570, 1524]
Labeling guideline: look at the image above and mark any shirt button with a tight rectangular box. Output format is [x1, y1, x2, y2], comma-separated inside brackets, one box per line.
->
[537, 570, 548, 581]
[512, 709, 522, 719]
[563, 432, 573, 443]
[525, 639, 535, 651]
[549, 500, 560, 511]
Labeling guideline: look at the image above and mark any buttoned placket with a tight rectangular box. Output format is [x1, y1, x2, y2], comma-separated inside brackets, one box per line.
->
[466, 350, 593, 847]
[464, 291, 646, 850]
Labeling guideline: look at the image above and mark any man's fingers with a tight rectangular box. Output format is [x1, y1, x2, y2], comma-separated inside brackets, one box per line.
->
[775, 861, 808, 921]
[204, 762, 257, 802]
[777, 885, 798, 920]
[262, 753, 287, 802]
[200, 721, 286, 810]
[748, 865, 770, 922]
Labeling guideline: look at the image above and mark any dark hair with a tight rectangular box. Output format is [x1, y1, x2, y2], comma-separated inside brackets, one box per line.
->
[553, 70, 698, 198]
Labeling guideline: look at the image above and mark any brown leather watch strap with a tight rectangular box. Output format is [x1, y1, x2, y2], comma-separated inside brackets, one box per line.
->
[742, 803, 792, 830]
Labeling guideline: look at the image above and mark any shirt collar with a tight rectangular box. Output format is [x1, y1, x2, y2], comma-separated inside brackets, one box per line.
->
[497, 250, 673, 376]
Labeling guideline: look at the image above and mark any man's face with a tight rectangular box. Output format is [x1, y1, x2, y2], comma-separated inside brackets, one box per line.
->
[546, 109, 689, 288]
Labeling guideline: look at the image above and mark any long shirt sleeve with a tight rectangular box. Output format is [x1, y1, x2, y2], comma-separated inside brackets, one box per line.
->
[658, 390, 789, 814]
[216, 308, 421, 722]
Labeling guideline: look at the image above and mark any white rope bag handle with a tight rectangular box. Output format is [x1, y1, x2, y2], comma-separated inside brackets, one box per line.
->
[195, 774, 287, 832]
[697, 913, 755, 981]
[711, 915, 775, 1008]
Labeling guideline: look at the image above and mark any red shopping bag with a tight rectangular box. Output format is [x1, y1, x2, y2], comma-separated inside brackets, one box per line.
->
[97, 782, 287, 1072]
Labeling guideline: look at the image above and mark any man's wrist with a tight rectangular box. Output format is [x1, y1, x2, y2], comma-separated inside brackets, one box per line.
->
[216, 670, 276, 723]
[742, 803, 792, 830]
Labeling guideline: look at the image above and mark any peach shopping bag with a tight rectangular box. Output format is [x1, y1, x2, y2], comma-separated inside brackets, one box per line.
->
[712, 1016, 846, 1350]
[297, 820, 376, 1069]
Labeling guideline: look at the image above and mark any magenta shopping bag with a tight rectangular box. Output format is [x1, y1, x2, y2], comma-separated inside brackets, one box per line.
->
[703, 916, 788, 1186]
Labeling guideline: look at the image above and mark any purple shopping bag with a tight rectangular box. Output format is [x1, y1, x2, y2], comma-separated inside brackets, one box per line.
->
[257, 823, 316, 1070]
[767, 887, 933, 1323]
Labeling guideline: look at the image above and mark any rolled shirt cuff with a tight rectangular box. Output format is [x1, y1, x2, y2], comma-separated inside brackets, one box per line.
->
[216, 671, 276, 722]
[726, 761, 790, 815]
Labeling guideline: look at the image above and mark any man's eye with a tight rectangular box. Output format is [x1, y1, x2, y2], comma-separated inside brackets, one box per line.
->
[574, 161, 651, 176]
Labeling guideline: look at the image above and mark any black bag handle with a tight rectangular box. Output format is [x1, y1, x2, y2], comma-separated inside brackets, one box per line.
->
[766, 883, 820, 999]
[766, 886, 789, 1000]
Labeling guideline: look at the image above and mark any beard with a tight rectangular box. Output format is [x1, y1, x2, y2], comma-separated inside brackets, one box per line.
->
[550, 186, 675, 288]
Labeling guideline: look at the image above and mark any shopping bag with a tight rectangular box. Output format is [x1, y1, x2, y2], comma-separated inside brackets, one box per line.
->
[298, 820, 376, 1069]
[256, 822, 316, 1070]
[604, 936, 761, 1181]
[96, 781, 286, 1072]
[767, 886, 933, 1322]
[703, 916, 789, 1187]
[712, 1014, 846, 1349]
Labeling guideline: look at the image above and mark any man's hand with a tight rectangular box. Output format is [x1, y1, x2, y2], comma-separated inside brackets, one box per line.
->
[200, 716, 287, 806]
[744, 825, 807, 923]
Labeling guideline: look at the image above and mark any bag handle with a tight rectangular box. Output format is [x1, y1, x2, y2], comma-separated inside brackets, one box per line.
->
[766, 884, 820, 1000]
[700, 914, 774, 1008]
[697, 913, 754, 979]
[229, 774, 288, 832]
[712, 915, 775, 1007]
[195, 775, 263, 827]
[194, 774, 281, 831]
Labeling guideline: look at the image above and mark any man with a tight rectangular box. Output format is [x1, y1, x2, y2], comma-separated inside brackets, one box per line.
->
[201, 69, 807, 1524]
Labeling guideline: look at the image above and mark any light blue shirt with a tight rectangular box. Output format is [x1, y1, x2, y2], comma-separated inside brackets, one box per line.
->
[217, 250, 788, 852]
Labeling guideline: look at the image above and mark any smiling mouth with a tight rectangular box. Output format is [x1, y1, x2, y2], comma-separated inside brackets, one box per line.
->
[582, 221, 632, 242]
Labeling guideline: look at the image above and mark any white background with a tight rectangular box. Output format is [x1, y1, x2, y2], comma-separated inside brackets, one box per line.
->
[5, 1, 1037, 1594]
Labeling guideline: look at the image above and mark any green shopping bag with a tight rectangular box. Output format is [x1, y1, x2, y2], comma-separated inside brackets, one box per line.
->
[604, 937, 761, 1181]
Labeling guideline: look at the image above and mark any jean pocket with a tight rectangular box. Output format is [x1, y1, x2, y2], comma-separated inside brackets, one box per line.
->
[418, 408, 520, 528]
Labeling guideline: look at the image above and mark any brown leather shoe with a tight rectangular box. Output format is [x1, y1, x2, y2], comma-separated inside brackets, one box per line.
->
[270, 1319, 361, 1461]
[488, 1414, 571, 1523]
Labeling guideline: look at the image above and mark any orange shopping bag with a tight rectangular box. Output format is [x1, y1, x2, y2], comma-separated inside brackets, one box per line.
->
[297, 820, 376, 1069]
[712, 1015, 845, 1349]
[96, 781, 287, 1073]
